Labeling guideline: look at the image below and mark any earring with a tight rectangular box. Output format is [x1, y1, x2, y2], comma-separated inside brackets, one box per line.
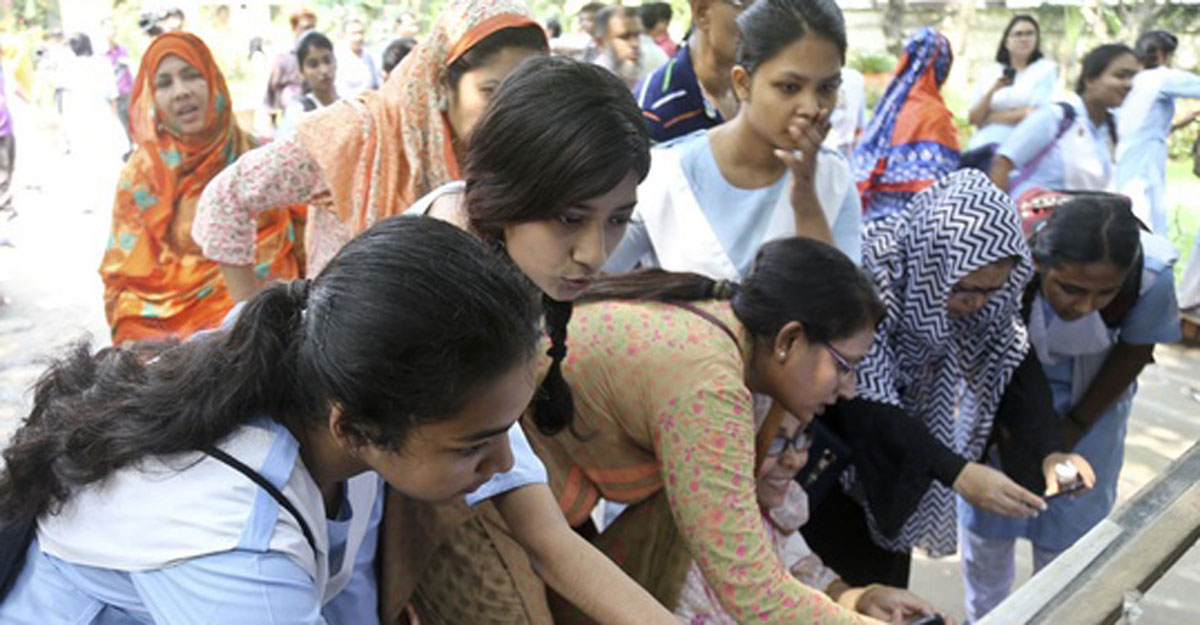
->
[777, 350, 787, 360]
[437, 94, 448, 111]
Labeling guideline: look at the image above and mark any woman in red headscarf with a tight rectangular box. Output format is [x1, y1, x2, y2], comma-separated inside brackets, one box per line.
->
[98, 32, 303, 344]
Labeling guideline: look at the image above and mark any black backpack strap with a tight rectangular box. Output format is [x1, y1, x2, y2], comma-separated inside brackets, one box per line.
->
[203, 445, 318, 557]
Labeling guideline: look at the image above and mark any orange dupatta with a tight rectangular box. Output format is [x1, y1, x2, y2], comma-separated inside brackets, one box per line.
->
[99, 32, 301, 344]
[293, 0, 541, 239]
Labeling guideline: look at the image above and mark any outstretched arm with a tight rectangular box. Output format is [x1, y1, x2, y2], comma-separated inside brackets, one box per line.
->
[494, 484, 677, 625]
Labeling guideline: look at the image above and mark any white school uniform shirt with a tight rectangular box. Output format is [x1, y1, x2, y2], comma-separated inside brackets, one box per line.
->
[966, 58, 1059, 151]
[998, 93, 1114, 199]
[607, 130, 860, 280]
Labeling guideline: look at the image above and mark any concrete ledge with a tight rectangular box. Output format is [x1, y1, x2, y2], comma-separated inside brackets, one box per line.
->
[980, 442, 1200, 625]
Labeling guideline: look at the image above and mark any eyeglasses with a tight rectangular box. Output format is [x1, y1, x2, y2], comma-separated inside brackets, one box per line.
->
[823, 342, 859, 380]
[725, 0, 754, 10]
[767, 427, 812, 456]
[949, 283, 1004, 299]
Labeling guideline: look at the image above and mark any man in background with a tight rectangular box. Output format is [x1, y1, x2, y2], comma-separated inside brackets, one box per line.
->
[592, 6, 653, 88]
[337, 18, 380, 98]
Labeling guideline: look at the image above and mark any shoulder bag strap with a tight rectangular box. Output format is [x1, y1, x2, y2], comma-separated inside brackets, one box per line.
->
[203, 445, 318, 557]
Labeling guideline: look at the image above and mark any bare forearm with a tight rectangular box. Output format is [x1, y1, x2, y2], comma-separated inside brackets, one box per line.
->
[990, 156, 1015, 193]
[220, 263, 260, 302]
[1069, 343, 1155, 427]
[793, 190, 834, 245]
[534, 531, 676, 625]
[968, 95, 993, 128]
[983, 107, 1033, 127]
[495, 485, 675, 624]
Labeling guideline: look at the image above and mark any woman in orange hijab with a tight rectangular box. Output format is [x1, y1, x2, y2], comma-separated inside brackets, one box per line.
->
[98, 32, 302, 344]
[192, 0, 548, 299]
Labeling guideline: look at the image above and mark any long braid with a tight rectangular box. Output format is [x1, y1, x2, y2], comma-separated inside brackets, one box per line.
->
[531, 295, 575, 435]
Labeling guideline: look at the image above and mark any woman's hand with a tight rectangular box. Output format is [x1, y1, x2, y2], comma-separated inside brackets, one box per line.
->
[1042, 452, 1096, 496]
[991, 74, 1014, 92]
[953, 462, 1046, 517]
[855, 586, 954, 625]
[774, 109, 834, 245]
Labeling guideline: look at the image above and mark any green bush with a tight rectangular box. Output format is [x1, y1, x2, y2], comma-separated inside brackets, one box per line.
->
[851, 51, 897, 75]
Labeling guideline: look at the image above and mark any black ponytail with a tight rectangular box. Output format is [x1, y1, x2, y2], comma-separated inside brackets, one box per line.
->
[581, 238, 883, 345]
[0, 217, 542, 525]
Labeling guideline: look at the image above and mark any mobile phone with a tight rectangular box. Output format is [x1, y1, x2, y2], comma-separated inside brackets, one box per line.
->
[1045, 481, 1087, 501]
[1002, 66, 1016, 80]
[908, 615, 945, 625]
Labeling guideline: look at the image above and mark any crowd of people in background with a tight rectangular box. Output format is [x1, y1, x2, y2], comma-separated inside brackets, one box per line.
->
[0, 1, 1197, 624]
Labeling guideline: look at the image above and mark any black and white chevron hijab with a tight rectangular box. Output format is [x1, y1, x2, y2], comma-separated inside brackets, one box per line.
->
[857, 169, 1033, 556]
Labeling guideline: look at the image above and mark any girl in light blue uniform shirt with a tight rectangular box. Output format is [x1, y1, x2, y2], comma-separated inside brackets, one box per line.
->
[0, 217, 547, 624]
[1116, 30, 1200, 235]
[959, 194, 1181, 622]
[965, 14, 1058, 152]
[990, 44, 1140, 200]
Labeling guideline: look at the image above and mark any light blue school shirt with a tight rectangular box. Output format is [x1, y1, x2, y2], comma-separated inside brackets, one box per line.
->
[998, 95, 1113, 199]
[961, 239, 1181, 552]
[607, 131, 862, 275]
[1116, 67, 1200, 234]
[0, 421, 383, 625]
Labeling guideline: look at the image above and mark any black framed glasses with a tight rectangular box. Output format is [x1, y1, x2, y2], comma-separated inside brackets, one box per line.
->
[766, 427, 812, 456]
[823, 342, 859, 380]
[949, 283, 1004, 300]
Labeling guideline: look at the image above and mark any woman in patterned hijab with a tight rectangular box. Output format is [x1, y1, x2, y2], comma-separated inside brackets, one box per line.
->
[803, 169, 1092, 588]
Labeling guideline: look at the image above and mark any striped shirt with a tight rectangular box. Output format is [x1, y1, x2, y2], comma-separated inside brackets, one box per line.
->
[635, 44, 723, 143]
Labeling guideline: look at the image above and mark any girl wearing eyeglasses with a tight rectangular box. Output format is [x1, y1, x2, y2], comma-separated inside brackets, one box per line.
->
[523, 237, 883, 624]
[801, 170, 1094, 590]
[676, 411, 950, 624]
[959, 193, 1180, 622]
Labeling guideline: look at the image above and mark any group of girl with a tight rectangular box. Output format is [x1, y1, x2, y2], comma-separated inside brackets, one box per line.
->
[0, 1, 1185, 624]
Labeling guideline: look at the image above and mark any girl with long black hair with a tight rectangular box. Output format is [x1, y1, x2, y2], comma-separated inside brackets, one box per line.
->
[383, 55, 677, 625]
[0, 216, 544, 623]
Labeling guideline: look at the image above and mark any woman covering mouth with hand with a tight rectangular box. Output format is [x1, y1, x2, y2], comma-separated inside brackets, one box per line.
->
[98, 32, 304, 345]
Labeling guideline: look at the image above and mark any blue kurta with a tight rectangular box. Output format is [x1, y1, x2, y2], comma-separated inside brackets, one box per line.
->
[960, 238, 1181, 552]
[1116, 66, 1200, 234]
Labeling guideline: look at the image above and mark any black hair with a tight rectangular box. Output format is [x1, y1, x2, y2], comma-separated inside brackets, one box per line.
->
[735, 0, 847, 74]
[164, 7, 184, 20]
[581, 237, 884, 346]
[641, 3, 672, 30]
[1030, 192, 1141, 272]
[445, 25, 548, 89]
[996, 14, 1044, 67]
[546, 17, 563, 39]
[1075, 43, 1135, 146]
[0, 216, 541, 526]
[382, 37, 417, 75]
[68, 32, 92, 56]
[464, 55, 651, 435]
[296, 30, 334, 67]
[1135, 30, 1178, 69]
[1075, 43, 1135, 95]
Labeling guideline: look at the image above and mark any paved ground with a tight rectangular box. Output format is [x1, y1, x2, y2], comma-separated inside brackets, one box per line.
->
[1, 109, 1198, 623]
